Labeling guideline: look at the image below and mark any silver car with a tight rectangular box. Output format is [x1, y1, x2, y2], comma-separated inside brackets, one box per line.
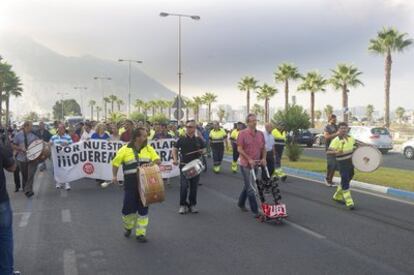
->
[348, 126, 393, 154]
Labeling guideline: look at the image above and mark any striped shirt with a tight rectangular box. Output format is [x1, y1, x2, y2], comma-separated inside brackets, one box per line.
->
[50, 134, 73, 146]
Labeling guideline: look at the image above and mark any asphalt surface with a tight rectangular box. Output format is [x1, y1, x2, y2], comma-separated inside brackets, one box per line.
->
[7, 160, 414, 275]
[303, 146, 414, 171]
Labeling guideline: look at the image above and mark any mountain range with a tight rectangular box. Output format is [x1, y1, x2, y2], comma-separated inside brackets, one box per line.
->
[0, 33, 176, 117]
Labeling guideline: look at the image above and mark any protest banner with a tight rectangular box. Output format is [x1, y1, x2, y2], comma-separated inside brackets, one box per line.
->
[149, 138, 180, 178]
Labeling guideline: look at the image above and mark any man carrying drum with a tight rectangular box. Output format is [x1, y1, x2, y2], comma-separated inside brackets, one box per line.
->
[327, 122, 357, 210]
[172, 120, 206, 214]
[111, 127, 160, 243]
[12, 121, 40, 198]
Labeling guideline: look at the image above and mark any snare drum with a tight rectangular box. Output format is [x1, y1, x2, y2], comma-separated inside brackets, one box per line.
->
[181, 159, 205, 179]
[138, 165, 165, 206]
[27, 140, 50, 162]
[352, 146, 382, 172]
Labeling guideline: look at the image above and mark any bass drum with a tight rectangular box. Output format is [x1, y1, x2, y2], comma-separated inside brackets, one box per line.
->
[352, 146, 382, 172]
[27, 140, 50, 162]
[138, 165, 165, 206]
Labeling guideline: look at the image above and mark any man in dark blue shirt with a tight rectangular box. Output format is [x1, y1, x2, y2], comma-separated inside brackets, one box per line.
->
[0, 142, 19, 274]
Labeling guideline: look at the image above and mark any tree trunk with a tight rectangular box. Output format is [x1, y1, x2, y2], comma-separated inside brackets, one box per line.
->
[342, 85, 348, 123]
[104, 104, 107, 120]
[196, 108, 199, 122]
[264, 99, 269, 123]
[384, 51, 392, 128]
[152, 107, 155, 117]
[90, 106, 94, 120]
[186, 108, 189, 121]
[117, 103, 121, 112]
[208, 104, 211, 122]
[111, 102, 114, 113]
[285, 79, 289, 111]
[168, 107, 171, 119]
[97, 111, 100, 121]
[310, 92, 315, 128]
[246, 89, 250, 115]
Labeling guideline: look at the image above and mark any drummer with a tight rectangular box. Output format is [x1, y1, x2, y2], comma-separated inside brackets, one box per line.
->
[327, 122, 357, 209]
[172, 120, 206, 214]
[111, 127, 160, 243]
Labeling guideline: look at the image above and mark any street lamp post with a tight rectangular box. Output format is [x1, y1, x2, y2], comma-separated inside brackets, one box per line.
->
[73, 86, 87, 117]
[57, 92, 69, 120]
[160, 12, 200, 121]
[118, 59, 143, 117]
[93, 76, 112, 120]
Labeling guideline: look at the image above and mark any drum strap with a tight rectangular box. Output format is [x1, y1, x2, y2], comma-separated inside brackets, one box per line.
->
[24, 132, 29, 149]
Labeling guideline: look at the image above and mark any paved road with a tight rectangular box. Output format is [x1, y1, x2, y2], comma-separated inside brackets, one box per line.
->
[7, 160, 414, 275]
[303, 146, 414, 171]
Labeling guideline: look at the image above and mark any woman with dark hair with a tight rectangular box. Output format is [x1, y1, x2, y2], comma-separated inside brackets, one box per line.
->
[111, 127, 160, 243]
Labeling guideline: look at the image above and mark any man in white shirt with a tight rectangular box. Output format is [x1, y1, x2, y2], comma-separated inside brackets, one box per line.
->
[80, 122, 95, 141]
[263, 123, 276, 178]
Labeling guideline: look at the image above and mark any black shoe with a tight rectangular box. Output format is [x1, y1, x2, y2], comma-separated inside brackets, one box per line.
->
[136, 235, 148, 243]
[124, 229, 132, 238]
[25, 191, 34, 198]
[14, 188, 20, 192]
[238, 205, 249, 212]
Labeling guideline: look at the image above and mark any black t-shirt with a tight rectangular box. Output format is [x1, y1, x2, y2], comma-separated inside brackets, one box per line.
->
[174, 135, 205, 169]
[0, 144, 15, 203]
[324, 124, 338, 150]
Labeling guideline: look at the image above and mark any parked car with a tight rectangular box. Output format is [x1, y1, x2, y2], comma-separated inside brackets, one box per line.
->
[348, 126, 393, 154]
[402, 138, 414, 159]
[289, 129, 315, 147]
[314, 133, 326, 146]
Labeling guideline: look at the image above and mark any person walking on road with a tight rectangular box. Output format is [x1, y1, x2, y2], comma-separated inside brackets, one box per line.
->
[271, 123, 287, 181]
[209, 121, 228, 173]
[111, 127, 160, 243]
[324, 114, 339, 187]
[12, 121, 40, 198]
[172, 120, 206, 214]
[237, 114, 266, 217]
[229, 122, 244, 173]
[0, 142, 20, 275]
[50, 124, 73, 190]
[34, 121, 52, 171]
[327, 122, 357, 210]
[263, 123, 276, 178]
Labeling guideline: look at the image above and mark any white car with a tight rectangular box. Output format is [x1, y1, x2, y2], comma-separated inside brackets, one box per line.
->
[349, 126, 393, 154]
[402, 138, 414, 159]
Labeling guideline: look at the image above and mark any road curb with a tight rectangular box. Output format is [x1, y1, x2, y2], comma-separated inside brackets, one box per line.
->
[223, 156, 414, 202]
[283, 167, 414, 202]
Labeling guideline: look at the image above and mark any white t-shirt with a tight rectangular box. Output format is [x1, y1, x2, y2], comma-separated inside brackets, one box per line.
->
[80, 130, 95, 141]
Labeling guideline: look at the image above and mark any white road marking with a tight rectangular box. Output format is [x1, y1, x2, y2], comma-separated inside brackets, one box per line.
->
[62, 209, 72, 223]
[19, 212, 31, 227]
[63, 249, 78, 275]
[284, 220, 326, 239]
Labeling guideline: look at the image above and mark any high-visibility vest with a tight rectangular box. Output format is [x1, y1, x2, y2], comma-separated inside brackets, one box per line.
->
[209, 128, 227, 144]
[230, 129, 239, 144]
[178, 128, 186, 137]
[329, 135, 356, 161]
[272, 128, 286, 145]
[168, 130, 176, 138]
[148, 129, 155, 140]
[111, 144, 160, 175]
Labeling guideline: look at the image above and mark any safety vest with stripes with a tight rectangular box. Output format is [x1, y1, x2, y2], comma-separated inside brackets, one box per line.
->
[272, 128, 286, 146]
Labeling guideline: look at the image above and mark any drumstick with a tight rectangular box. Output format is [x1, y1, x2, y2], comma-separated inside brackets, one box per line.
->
[185, 149, 204, 156]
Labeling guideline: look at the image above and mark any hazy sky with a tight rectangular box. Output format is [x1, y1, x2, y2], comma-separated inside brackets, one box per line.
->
[1, 0, 414, 112]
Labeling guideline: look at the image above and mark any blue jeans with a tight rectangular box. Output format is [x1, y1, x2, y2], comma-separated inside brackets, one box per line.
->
[238, 166, 258, 215]
[0, 200, 14, 275]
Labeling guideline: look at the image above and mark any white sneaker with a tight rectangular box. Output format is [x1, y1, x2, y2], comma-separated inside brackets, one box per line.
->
[65, 182, 71, 190]
[56, 183, 62, 189]
[178, 206, 187, 214]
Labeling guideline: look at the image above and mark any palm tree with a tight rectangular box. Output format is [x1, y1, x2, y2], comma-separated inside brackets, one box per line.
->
[395, 106, 405, 123]
[0, 62, 13, 124]
[184, 98, 194, 121]
[217, 107, 226, 123]
[165, 100, 173, 119]
[297, 71, 328, 128]
[251, 104, 264, 122]
[366, 104, 374, 123]
[315, 110, 322, 121]
[148, 100, 158, 117]
[2, 70, 23, 125]
[103, 97, 110, 120]
[96, 106, 102, 121]
[238, 76, 259, 115]
[368, 27, 413, 127]
[108, 94, 118, 113]
[135, 99, 144, 113]
[202, 92, 218, 122]
[330, 64, 364, 123]
[256, 83, 278, 123]
[88, 100, 96, 120]
[274, 63, 301, 110]
[324, 104, 334, 119]
[116, 98, 124, 112]
[142, 102, 151, 120]
[192, 96, 203, 122]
